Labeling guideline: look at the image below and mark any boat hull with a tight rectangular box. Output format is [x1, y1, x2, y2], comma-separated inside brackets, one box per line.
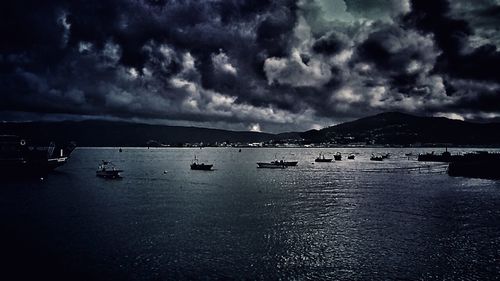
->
[271, 161, 298, 166]
[191, 164, 213, 170]
[1, 136, 76, 178]
[257, 162, 286, 168]
[96, 170, 122, 179]
[47, 157, 69, 170]
[418, 154, 456, 162]
[315, 158, 333, 162]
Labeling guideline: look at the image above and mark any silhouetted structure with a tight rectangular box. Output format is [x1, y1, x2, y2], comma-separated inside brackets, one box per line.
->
[418, 148, 454, 162]
[447, 151, 500, 179]
[0, 135, 75, 177]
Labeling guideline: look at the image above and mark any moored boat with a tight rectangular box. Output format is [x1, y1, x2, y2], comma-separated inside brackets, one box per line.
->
[370, 154, 383, 161]
[334, 152, 342, 161]
[191, 163, 213, 170]
[315, 153, 333, 162]
[347, 154, 355, 160]
[96, 161, 123, 179]
[0, 135, 76, 178]
[190, 156, 213, 170]
[418, 148, 455, 162]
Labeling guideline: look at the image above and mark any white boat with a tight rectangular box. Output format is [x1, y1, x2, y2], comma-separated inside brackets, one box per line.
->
[315, 153, 333, 162]
[96, 161, 123, 179]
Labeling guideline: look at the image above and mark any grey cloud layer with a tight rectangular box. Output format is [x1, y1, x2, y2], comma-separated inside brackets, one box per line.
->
[1, 0, 499, 131]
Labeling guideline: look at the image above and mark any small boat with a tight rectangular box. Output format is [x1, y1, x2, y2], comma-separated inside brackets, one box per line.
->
[370, 154, 383, 161]
[119, 148, 123, 152]
[1, 135, 76, 178]
[257, 162, 286, 168]
[418, 148, 455, 162]
[96, 161, 123, 179]
[190, 156, 213, 170]
[405, 152, 413, 156]
[334, 152, 342, 161]
[347, 154, 355, 160]
[191, 163, 213, 170]
[315, 153, 333, 162]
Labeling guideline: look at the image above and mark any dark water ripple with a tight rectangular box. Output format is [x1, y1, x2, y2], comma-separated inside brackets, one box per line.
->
[1, 147, 499, 280]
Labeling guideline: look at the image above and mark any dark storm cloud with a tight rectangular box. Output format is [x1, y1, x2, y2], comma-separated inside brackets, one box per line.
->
[403, 0, 500, 83]
[312, 32, 349, 55]
[1, 0, 500, 132]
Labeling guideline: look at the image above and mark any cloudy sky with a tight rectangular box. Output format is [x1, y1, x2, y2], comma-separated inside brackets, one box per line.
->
[1, 0, 499, 132]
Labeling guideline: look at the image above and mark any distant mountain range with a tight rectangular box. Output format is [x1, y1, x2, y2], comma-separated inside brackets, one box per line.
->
[300, 112, 500, 145]
[2, 112, 500, 146]
[0, 120, 298, 147]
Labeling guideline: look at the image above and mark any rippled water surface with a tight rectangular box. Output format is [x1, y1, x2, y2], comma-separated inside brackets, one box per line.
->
[1, 148, 500, 280]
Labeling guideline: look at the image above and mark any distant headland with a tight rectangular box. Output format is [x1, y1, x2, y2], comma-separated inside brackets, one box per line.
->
[2, 112, 500, 147]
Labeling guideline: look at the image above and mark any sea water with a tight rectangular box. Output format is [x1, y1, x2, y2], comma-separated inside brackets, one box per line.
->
[1, 148, 499, 280]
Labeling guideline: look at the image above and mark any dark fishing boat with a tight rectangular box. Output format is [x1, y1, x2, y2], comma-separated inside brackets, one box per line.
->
[334, 152, 342, 161]
[190, 156, 213, 170]
[370, 154, 383, 161]
[0, 135, 76, 177]
[347, 154, 355, 160]
[417, 148, 456, 162]
[315, 153, 333, 162]
[96, 161, 123, 179]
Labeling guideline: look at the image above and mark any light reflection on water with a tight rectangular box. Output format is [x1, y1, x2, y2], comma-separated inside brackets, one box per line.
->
[1, 147, 499, 280]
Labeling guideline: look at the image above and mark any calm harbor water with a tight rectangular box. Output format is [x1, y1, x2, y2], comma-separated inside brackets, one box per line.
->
[1, 148, 500, 280]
